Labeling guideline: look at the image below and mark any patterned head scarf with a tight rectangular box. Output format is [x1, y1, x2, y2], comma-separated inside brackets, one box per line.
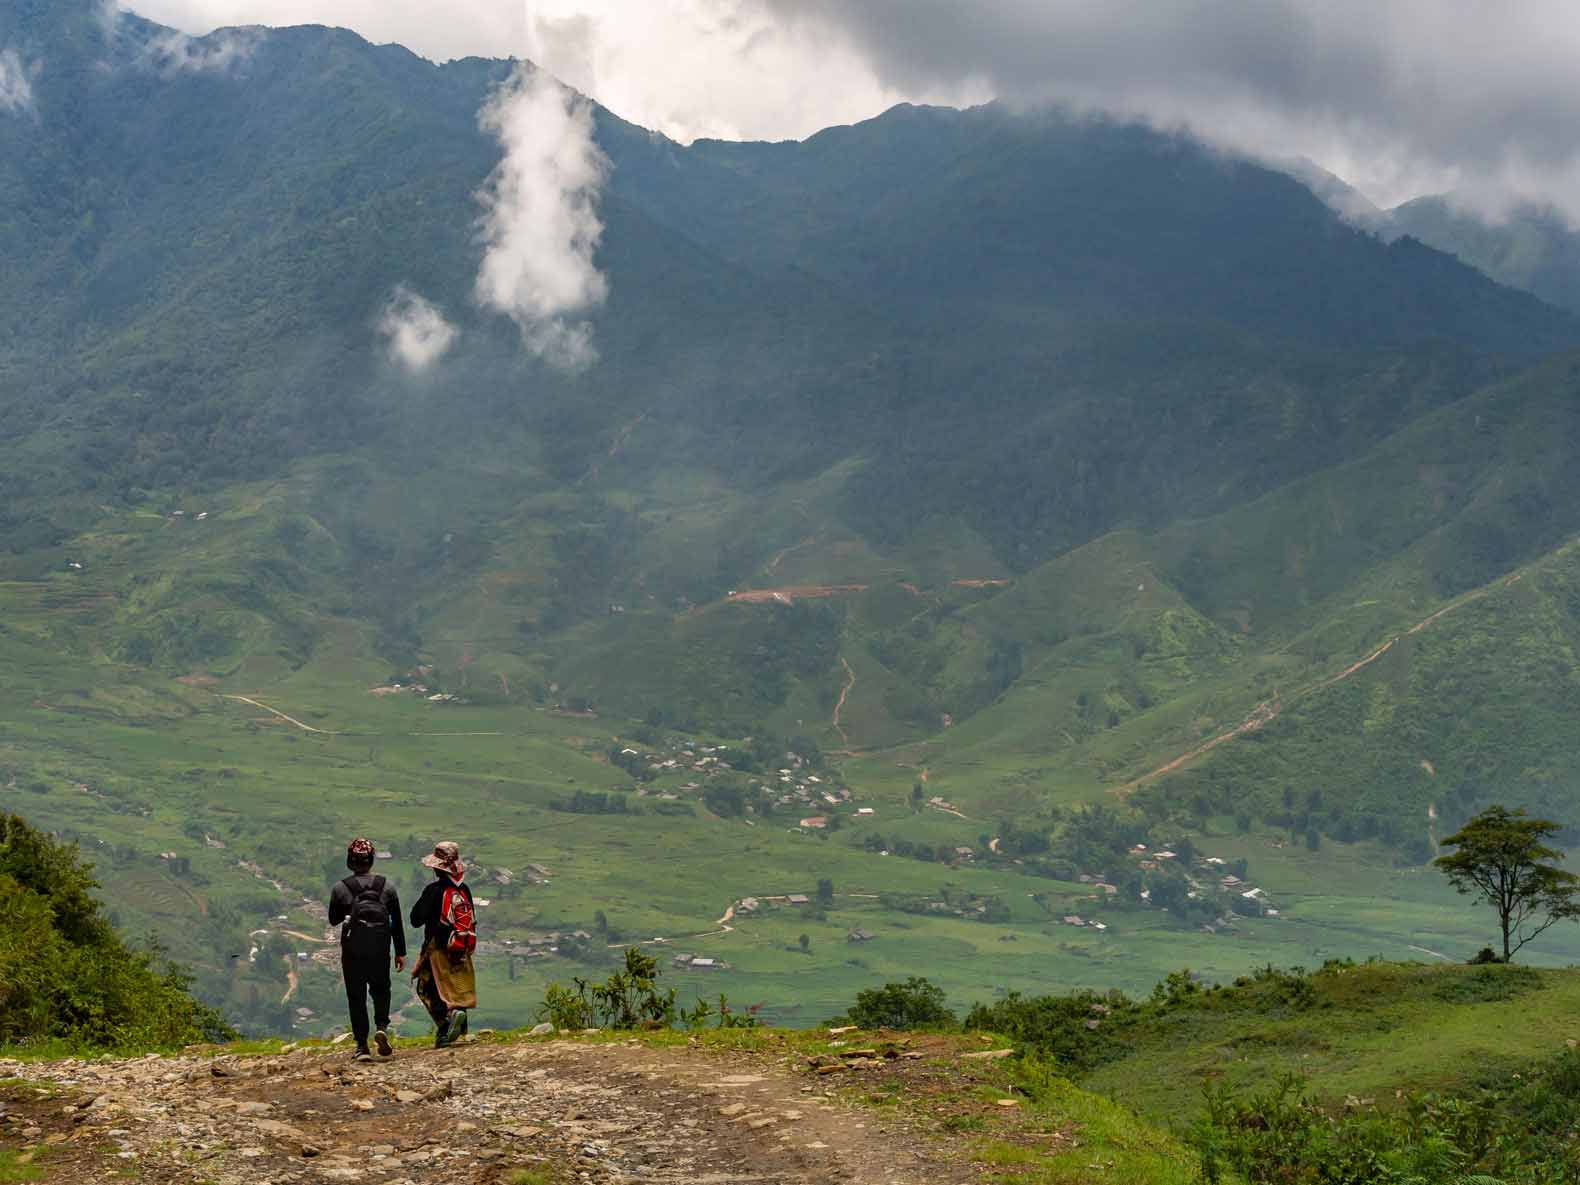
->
[421, 841, 465, 880]
[346, 837, 376, 870]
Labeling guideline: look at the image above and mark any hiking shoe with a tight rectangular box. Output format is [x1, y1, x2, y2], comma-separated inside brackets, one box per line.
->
[449, 1010, 469, 1043]
[353, 1046, 373, 1062]
[373, 1029, 392, 1058]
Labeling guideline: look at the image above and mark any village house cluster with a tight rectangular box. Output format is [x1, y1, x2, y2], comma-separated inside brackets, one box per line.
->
[612, 735, 865, 823]
[368, 665, 466, 703]
[1131, 843, 1276, 927]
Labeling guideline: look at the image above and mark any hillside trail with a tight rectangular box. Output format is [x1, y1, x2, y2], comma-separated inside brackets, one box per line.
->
[0, 1036, 980, 1185]
[831, 659, 857, 746]
[1120, 566, 1529, 794]
[223, 694, 336, 734]
[218, 693, 505, 740]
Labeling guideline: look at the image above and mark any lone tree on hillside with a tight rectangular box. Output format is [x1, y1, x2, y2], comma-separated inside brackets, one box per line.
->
[1434, 806, 1580, 962]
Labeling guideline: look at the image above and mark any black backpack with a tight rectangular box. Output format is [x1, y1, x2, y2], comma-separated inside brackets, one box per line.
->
[341, 875, 390, 958]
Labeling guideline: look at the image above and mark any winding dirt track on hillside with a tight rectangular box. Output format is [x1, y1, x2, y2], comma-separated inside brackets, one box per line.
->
[217, 694, 503, 739]
[766, 536, 817, 576]
[726, 585, 869, 605]
[1120, 568, 1529, 794]
[222, 695, 337, 734]
[832, 657, 857, 745]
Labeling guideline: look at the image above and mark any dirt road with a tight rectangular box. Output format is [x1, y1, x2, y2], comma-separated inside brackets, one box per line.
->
[223, 694, 335, 734]
[725, 585, 869, 606]
[1122, 566, 1532, 793]
[219, 694, 503, 740]
[831, 658, 856, 746]
[0, 1036, 979, 1185]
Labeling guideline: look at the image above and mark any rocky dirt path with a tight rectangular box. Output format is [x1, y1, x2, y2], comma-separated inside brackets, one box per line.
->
[0, 1037, 981, 1185]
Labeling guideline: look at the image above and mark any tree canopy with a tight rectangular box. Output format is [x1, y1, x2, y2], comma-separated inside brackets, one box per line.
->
[0, 813, 234, 1050]
[1434, 805, 1580, 961]
[840, 977, 956, 1030]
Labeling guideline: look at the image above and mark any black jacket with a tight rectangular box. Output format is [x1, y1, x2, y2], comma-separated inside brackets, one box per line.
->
[328, 872, 407, 958]
[410, 877, 474, 949]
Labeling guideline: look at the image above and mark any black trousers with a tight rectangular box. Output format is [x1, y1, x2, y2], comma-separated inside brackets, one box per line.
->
[341, 949, 392, 1047]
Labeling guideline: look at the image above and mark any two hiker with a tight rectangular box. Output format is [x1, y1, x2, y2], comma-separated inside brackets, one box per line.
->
[328, 838, 477, 1059]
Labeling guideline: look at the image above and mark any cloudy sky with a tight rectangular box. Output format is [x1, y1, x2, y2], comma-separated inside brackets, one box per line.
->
[126, 0, 1580, 214]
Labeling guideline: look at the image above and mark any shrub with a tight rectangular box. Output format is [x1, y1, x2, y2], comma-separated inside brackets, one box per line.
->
[539, 947, 676, 1030]
[1188, 1060, 1580, 1184]
[839, 977, 955, 1030]
[964, 989, 1132, 1072]
[0, 814, 235, 1051]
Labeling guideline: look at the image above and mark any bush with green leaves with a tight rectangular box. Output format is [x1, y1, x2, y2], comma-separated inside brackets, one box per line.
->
[837, 977, 956, 1030]
[539, 947, 678, 1031]
[680, 994, 761, 1030]
[539, 949, 761, 1032]
[0, 813, 235, 1051]
[964, 988, 1134, 1073]
[1188, 1057, 1580, 1185]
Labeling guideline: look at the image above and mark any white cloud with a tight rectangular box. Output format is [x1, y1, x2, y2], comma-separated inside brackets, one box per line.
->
[141, 27, 261, 74]
[125, 0, 970, 143]
[517, 0, 980, 145]
[473, 64, 609, 371]
[114, 1, 1580, 217]
[0, 49, 37, 116]
[378, 286, 458, 373]
[755, 0, 1580, 217]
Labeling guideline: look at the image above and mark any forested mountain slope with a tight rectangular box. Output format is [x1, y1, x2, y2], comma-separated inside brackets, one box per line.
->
[1390, 194, 1580, 317]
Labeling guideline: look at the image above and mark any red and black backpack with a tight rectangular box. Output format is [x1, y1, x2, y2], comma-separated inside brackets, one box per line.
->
[440, 883, 476, 959]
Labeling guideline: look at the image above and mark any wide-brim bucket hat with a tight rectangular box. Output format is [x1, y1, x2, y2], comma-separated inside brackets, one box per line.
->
[421, 841, 465, 878]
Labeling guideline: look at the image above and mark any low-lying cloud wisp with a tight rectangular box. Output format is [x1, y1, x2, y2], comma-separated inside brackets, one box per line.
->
[0, 49, 37, 115]
[474, 64, 610, 372]
[141, 27, 261, 74]
[378, 286, 459, 373]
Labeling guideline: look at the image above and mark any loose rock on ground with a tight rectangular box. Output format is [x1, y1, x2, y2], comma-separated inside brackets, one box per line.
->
[0, 1036, 979, 1184]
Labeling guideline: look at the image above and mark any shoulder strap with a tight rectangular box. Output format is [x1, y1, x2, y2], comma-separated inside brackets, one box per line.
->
[343, 874, 385, 900]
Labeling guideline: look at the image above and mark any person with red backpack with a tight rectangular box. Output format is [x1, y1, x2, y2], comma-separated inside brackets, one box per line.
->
[327, 837, 407, 1061]
[409, 840, 477, 1047]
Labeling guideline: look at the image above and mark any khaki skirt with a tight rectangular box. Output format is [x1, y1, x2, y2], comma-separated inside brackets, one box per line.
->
[412, 937, 477, 1013]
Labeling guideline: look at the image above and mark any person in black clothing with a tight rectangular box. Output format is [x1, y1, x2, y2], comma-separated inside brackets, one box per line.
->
[327, 837, 406, 1060]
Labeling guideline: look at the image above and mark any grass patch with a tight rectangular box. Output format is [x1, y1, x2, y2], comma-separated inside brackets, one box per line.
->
[0, 1151, 45, 1183]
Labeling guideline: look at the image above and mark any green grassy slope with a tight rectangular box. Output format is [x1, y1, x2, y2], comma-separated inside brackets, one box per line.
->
[1079, 961, 1580, 1121]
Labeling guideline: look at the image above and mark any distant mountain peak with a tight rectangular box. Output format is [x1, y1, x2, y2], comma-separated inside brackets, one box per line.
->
[1277, 156, 1386, 227]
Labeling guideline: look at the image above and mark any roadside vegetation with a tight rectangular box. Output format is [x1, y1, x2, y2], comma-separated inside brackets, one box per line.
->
[524, 955, 1580, 1183]
[0, 814, 233, 1052]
